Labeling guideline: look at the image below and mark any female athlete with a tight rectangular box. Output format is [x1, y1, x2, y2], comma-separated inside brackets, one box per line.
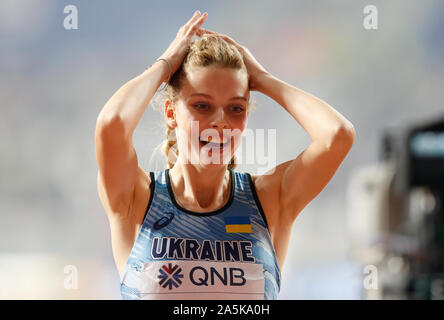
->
[94, 10, 355, 300]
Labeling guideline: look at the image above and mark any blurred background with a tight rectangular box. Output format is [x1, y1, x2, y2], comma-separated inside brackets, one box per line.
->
[1, 0, 443, 299]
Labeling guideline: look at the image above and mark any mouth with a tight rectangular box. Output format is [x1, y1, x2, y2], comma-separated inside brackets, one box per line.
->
[199, 137, 230, 150]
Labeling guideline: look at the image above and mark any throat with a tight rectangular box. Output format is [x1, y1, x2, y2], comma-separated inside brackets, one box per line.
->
[169, 168, 231, 213]
[177, 184, 230, 211]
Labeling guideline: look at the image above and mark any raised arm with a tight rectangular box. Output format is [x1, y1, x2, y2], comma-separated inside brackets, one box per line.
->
[254, 72, 355, 222]
[94, 61, 169, 217]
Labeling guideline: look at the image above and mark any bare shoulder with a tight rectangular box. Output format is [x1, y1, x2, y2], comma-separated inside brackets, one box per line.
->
[249, 160, 295, 203]
[251, 160, 304, 225]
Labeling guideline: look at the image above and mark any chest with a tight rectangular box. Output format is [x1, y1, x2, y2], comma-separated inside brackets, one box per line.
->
[126, 171, 289, 270]
[121, 209, 282, 300]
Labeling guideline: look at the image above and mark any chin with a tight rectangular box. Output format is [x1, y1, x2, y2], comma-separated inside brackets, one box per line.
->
[199, 162, 229, 170]
[196, 155, 231, 169]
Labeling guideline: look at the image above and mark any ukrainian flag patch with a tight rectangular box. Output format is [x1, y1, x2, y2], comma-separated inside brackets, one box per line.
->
[224, 216, 252, 233]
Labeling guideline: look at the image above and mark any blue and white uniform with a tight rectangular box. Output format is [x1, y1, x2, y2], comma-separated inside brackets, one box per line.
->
[120, 168, 281, 300]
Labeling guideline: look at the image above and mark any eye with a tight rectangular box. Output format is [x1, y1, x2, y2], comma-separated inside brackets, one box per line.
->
[231, 105, 245, 113]
[193, 103, 209, 111]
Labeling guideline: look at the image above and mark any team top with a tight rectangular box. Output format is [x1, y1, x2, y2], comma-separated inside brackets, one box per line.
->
[120, 168, 281, 300]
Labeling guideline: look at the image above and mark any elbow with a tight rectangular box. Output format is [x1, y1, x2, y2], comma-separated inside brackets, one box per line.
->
[96, 111, 121, 128]
[95, 112, 128, 141]
[326, 123, 356, 151]
[340, 121, 356, 144]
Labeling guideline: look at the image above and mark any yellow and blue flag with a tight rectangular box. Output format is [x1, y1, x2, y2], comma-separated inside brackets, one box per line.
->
[224, 216, 252, 233]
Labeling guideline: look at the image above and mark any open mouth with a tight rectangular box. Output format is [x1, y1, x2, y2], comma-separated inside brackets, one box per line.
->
[199, 137, 230, 150]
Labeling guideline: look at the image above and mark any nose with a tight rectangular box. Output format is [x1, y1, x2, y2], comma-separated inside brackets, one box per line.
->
[210, 107, 229, 130]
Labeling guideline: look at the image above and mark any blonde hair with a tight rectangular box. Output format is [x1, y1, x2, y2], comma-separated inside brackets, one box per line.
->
[151, 35, 257, 170]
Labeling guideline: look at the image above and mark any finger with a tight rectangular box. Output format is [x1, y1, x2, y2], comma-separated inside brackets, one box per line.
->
[198, 29, 221, 39]
[198, 27, 212, 35]
[200, 29, 230, 41]
[184, 10, 202, 28]
[189, 12, 208, 34]
[205, 31, 243, 50]
[200, 28, 217, 34]
[202, 29, 234, 43]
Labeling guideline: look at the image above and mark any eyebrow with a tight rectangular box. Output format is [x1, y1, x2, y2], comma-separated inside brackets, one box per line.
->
[189, 93, 247, 102]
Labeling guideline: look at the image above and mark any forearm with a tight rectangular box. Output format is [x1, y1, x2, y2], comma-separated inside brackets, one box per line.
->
[255, 72, 355, 144]
[97, 60, 169, 138]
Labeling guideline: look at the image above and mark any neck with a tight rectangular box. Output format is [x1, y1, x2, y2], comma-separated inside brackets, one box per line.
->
[169, 163, 231, 212]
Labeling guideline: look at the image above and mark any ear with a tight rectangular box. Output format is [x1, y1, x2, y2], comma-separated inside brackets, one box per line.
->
[164, 100, 177, 129]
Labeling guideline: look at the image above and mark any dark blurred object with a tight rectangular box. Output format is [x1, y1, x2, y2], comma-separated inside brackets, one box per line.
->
[381, 114, 444, 299]
[347, 113, 444, 299]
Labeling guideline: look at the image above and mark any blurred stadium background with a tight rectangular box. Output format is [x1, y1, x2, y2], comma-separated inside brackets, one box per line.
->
[1, 0, 443, 299]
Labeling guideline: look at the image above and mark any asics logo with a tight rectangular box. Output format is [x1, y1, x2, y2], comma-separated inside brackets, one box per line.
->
[153, 212, 175, 230]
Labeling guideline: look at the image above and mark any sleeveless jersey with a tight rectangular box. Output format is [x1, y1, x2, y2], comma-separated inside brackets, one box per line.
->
[119, 168, 281, 300]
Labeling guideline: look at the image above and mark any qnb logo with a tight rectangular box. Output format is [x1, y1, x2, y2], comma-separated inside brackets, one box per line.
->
[158, 263, 184, 290]
[153, 212, 175, 230]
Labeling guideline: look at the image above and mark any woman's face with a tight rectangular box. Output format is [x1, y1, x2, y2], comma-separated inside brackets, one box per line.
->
[166, 65, 250, 169]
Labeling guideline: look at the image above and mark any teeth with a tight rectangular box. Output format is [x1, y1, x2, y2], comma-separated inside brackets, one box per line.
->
[200, 138, 228, 144]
